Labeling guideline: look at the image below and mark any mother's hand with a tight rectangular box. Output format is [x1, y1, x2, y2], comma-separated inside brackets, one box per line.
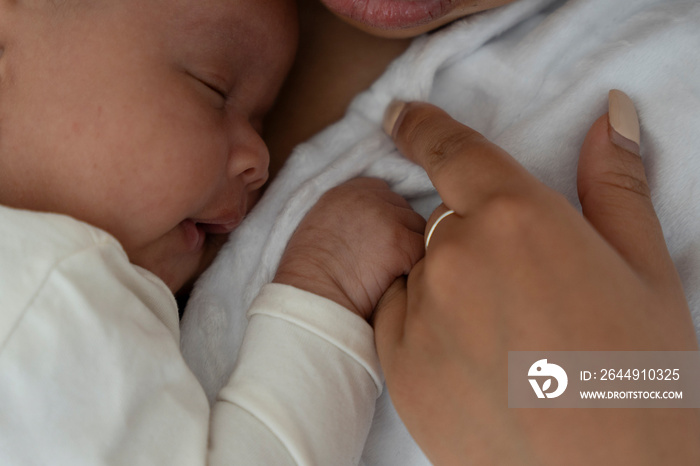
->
[374, 93, 700, 465]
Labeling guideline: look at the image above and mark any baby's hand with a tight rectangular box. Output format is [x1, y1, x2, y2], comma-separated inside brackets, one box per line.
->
[274, 178, 425, 321]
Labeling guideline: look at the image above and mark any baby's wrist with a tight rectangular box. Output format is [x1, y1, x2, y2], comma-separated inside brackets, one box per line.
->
[273, 269, 366, 320]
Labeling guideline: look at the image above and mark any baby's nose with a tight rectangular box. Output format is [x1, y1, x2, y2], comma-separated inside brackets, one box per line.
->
[227, 122, 270, 191]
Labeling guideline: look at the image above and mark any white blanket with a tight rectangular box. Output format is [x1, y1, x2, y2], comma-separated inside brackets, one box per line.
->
[181, 0, 700, 463]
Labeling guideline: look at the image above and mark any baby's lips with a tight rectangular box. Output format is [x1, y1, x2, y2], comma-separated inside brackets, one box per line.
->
[196, 219, 242, 235]
[192, 198, 247, 235]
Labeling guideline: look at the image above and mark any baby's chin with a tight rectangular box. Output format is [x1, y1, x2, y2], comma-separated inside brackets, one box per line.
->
[130, 248, 202, 294]
[159, 234, 231, 294]
[125, 229, 214, 294]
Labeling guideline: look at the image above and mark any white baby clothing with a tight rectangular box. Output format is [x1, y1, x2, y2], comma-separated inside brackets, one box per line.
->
[0, 205, 381, 465]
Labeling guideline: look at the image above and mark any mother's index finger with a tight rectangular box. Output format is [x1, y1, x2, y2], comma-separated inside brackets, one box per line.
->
[383, 101, 536, 214]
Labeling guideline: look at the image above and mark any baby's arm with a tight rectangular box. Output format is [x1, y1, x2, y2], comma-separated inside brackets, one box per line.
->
[212, 177, 425, 463]
[0, 179, 423, 465]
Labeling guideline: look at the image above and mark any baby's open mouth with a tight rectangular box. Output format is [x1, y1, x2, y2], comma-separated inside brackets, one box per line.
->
[181, 216, 243, 253]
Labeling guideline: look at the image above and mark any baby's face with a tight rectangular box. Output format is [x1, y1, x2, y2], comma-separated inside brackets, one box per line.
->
[0, 0, 297, 292]
[321, 0, 517, 37]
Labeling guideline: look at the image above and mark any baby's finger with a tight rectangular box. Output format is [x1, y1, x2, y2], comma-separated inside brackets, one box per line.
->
[383, 101, 540, 215]
[344, 177, 391, 190]
[346, 177, 418, 212]
[395, 206, 428, 235]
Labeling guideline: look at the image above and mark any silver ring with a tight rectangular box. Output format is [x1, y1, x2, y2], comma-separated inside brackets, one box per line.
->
[425, 210, 455, 249]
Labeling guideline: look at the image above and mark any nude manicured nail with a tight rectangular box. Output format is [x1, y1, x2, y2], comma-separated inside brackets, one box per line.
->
[608, 89, 641, 155]
[383, 100, 407, 138]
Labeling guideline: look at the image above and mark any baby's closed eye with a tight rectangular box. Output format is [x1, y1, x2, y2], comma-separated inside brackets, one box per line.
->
[185, 70, 229, 109]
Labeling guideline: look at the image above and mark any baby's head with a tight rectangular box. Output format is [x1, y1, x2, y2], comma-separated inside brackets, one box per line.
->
[320, 0, 517, 37]
[0, 0, 297, 292]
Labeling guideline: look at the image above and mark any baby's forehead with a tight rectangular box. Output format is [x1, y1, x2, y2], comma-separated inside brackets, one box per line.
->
[161, 0, 296, 64]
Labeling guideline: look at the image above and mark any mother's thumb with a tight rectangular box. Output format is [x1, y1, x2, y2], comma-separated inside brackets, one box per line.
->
[577, 90, 675, 281]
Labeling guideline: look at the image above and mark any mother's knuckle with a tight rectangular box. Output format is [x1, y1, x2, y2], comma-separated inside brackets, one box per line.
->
[480, 194, 538, 238]
[600, 170, 651, 199]
[401, 104, 439, 135]
[426, 131, 476, 170]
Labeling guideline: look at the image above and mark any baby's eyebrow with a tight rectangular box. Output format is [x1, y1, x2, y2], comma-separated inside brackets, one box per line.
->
[166, 6, 235, 60]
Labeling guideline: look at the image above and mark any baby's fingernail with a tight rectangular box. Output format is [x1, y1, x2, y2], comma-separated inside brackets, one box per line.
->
[383, 100, 407, 138]
[608, 89, 641, 155]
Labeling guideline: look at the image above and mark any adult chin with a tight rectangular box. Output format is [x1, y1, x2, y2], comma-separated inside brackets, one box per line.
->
[320, 0, 515, 38]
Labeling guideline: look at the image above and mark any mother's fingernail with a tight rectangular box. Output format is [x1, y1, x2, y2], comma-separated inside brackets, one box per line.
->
[383, 100, 407, 138]
[608, 89, 641, 155]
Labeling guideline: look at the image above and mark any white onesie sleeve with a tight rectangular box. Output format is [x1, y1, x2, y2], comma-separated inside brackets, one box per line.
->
[0, 206, 382, 465]
[211, 284, 383, 465]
